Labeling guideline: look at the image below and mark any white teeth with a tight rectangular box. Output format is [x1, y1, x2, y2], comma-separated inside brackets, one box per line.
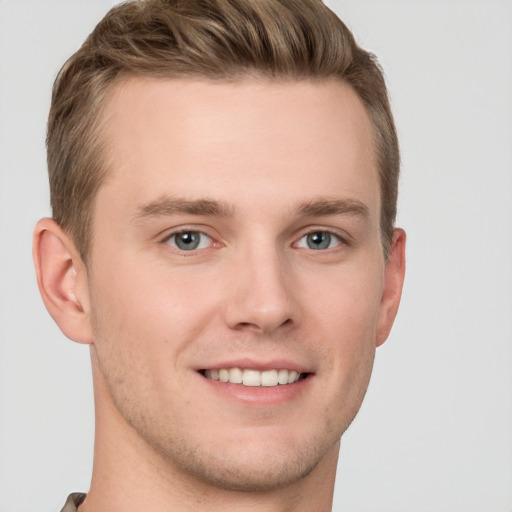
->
[287, 370, 299, 384]
[243, 369, 261, 387]
[229, 367, 243, 384]
[261, 369, 278, 387]
[278, 369, 289, 385]
[204, 368, 303, 387]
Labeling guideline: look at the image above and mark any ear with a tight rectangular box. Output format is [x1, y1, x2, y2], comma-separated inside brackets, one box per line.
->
[33, 218, 93, 344]
[376, 228, 406, 347]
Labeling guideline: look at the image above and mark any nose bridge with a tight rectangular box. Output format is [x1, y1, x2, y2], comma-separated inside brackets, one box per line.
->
[224, 235, 297, 333]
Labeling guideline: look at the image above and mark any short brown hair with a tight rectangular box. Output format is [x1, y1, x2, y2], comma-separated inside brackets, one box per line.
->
[47, 0, 399, 262]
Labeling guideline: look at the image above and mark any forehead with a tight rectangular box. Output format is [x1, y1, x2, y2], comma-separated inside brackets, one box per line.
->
[98, 76, 379, 219]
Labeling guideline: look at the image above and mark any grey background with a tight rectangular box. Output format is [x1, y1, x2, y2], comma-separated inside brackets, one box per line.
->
[1, 1, 511, 511]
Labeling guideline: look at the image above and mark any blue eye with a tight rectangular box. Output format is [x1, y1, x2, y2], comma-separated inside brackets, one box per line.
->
[297, 231, 342, 250]
[166, 231, 212, 251]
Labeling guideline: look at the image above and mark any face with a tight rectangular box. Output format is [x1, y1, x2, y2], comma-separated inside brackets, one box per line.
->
[84, 77, 401, 491]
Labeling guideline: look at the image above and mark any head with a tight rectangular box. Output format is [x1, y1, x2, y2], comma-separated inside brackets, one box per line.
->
[35, 0, 405, 501]
[47, 0, 399, 265]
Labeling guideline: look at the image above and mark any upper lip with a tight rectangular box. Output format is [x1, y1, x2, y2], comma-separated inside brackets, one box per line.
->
[196, 358, 313, 374]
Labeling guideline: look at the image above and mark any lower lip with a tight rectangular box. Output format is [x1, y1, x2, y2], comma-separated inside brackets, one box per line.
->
[199, 373, 312, 407]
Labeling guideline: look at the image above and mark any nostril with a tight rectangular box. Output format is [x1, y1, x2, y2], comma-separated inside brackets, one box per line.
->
[233, 317, 293, 333]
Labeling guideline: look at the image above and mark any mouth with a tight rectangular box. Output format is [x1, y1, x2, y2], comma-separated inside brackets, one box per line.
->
[200, 368, 310, 387]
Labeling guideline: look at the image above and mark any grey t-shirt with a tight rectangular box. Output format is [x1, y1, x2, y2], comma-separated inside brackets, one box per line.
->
[60, 493, 86, 512]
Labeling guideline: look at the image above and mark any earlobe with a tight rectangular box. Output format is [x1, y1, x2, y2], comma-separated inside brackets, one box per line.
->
[376, 228, 406, 347]
[33, 218, 93, 344]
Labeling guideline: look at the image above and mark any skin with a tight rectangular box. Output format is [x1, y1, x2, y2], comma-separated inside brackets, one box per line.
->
[33, 77, 406, 512]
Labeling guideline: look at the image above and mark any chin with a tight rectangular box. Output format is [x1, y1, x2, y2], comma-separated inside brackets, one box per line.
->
[153, 426, 342, 493]
[173, 445, 324, 492]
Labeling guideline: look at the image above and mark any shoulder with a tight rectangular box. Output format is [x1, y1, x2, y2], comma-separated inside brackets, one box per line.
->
[60, 493, 87, 512]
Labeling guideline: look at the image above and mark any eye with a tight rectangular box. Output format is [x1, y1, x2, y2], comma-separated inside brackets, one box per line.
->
[296, 231, 342, 250]
[165, 231, 212, 251]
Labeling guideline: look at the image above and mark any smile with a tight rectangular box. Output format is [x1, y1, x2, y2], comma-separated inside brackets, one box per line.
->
[202, 368, 306, 387]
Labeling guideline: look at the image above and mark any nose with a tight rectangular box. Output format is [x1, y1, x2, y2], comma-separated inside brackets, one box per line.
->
[223, 242, 299, 335]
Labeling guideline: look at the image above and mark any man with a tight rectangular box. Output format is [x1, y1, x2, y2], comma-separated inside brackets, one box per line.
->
[33, 0, 406, 510]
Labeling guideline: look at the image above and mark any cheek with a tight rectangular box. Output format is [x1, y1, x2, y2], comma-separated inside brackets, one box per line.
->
[87, 255, 218, 374]
[90, 250, 206, 324]
[87, 267, 194, 425]
[309, 260, 383, 404]
[311, 259, 384, 343]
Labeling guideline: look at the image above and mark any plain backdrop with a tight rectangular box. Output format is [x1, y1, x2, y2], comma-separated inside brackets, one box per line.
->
[1, 1, 511, 511]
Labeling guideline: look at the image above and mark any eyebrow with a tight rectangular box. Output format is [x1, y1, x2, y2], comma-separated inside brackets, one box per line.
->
[296, 198, 370, 220]
[133, 197, 236, 222]
[133, 196, 370, 223]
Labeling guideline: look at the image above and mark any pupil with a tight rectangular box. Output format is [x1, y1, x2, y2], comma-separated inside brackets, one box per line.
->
[308, 232, 330, 250]
[177, 232, 199, 250]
